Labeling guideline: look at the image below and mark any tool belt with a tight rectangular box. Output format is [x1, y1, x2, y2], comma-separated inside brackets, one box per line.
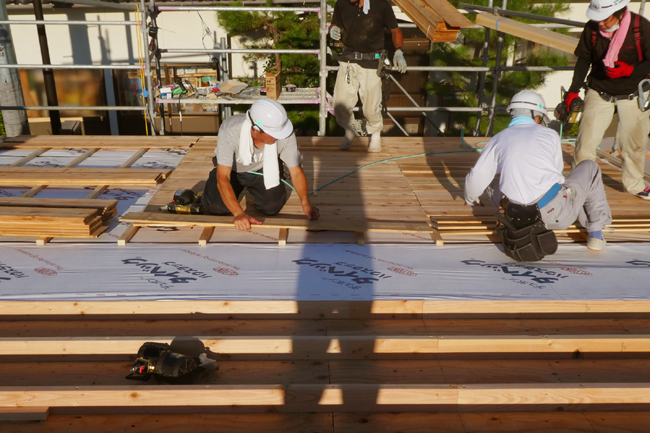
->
[340, 49, 383, 62]
[496, 200, 558, 262]
[595, 88, 639, 103]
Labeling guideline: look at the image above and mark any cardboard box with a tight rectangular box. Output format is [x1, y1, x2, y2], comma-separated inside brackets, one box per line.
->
[265, 72, 281, 100]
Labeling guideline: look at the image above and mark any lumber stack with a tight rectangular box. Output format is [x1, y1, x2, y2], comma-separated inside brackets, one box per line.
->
[3, 301, 650, 431]
[0, 199, 118, 238]
[393, 0, 474, 43]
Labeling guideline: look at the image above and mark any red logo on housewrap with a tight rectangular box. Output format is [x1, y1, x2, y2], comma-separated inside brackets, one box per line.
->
[560, 267, 592, 276]
[213, 267, 239, 276]
[34, 267, 57, 276]
[388, 267, 417, 277]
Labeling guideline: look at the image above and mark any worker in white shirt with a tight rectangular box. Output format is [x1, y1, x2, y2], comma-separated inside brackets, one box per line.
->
[464, 90, 612, 252]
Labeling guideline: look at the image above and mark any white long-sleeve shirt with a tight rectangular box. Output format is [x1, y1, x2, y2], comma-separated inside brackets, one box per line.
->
[464, 122, 565, 206]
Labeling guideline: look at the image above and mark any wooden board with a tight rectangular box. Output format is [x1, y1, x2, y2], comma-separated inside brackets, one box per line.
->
[120, 212, 434, 234]
[0, 167, 171, 186]
[475, 13, 579, 53]
[0, 135, 199, 149]
[0, 384, 649, 412]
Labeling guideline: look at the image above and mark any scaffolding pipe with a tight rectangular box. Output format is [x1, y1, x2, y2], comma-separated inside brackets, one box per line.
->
[161, 48, 320, 54]
[0, 106, 147, 110]
[157, 6, 323, 12]
[0, 64, 143, 69]
[386, 111, 410, 137]
[33, 0, 61, 135]
[474, 0, 493, 136]
[318, 0, 327, 136]
[51, 0, 137, 11]
[458, 3, 585, 27]
[326, 65, 574, 72]
[641, 0, 646, 16]
[486, 33, 504, 136]
[0, 0, 29, 136]
[0, 20, 138, 25]
[141, 0, 156, 135]
[389, 74, 444, 136]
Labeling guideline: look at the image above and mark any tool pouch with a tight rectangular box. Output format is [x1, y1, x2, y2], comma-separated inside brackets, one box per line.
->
[495, 202, 558, 262]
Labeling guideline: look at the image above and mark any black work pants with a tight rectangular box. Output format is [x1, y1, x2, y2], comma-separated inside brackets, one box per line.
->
[201, 166, 289, 216]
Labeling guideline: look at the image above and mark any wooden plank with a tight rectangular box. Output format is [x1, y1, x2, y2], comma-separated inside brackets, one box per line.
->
[198, 226, 215, 246]
[0, 300, 424, 318]
[121, 212, 434, 234]
[117, 225, 140, 246]
[1, 135, 198, 149]
[0, 406, 49, 422]
[0, 197, 118, 211]
[0, 413, 333, 433]
[0, 168, 170, 186]
[0, 385, 460, 412]
[35, 236, 53, 246]
[475, 13, 579, 54]
[2, 335, 650, 357]
[9, 148, 51, 166]
[422, 0, 474, 28]
[278, 228, 289, 246]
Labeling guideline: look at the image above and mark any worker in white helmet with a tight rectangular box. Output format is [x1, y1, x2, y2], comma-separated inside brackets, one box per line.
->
[201, 98, 319, 231]
[329, 0, 407, 153]
[566, 0, 650, 200]
[465, 91, 612, 254]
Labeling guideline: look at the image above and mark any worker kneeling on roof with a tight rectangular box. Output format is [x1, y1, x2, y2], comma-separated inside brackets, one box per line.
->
[567, 0, 650, 200]
[201, 98, 319, 231]
[464, 91, 613, 258]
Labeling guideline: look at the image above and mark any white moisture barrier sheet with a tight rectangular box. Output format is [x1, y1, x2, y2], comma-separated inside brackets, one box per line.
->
[0, 243, 649, 301]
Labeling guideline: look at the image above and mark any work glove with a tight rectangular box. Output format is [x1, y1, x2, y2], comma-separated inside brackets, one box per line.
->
[606, 61, 634, 79]
[564, 91, 580, 111]
[329, 25, 341, 41]
[393, 50, 407, 74]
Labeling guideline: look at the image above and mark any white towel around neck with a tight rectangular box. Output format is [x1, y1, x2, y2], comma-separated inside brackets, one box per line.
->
[237, 116, 280, 190]
[363, 0, 369, 14]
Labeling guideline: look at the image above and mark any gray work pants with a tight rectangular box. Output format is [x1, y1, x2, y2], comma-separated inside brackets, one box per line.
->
[540, 160, 612, 232]
[572, 89, 650, 195]
[333, 61, 383, 135]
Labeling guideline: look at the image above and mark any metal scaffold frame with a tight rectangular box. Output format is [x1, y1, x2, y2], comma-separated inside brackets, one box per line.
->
[3, 0, 642, 137]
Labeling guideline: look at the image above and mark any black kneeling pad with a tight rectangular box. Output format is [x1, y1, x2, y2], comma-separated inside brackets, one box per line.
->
[496, 202, 558, 262]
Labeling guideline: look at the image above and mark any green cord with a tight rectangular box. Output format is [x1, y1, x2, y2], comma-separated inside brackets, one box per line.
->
[248, 128, 482, 195]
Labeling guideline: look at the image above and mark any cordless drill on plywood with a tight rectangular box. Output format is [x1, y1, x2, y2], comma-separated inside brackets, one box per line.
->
[161, 189, 204, 214]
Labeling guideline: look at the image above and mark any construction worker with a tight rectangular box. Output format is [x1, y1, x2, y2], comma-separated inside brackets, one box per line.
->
[201, 98, 319, 231]
[465, 91, 613, 252]
[566, 0, 650, 200]
[329, 0, 407, 153]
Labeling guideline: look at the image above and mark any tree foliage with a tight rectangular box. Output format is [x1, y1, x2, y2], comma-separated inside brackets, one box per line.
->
[428, 0, 571, 135]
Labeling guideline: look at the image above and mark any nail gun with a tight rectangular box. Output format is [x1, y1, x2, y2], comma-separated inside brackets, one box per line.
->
[160, 189, 204, 214]
[554, 86, 584, 132]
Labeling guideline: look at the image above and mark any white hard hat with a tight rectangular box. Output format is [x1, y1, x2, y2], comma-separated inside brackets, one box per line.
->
[586, 0, 630, 21]
[248, 98, 293, 140]
[506, 90, 550, 124]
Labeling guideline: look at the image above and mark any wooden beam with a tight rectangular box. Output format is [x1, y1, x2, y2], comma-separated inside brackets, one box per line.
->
[0, 300, 425, 318]
[0, 406, 49, 422]
[1, 384, 650, 412]
[121, 212, 434, 234]
[475, 13, 578, 54]
[1, 135, 198, 149]
[9, 148, 51, 166]
[198, 226, 215, 246]
[117, 225, 140, 246]
[2, 168, 170, 187]
[35, 236, 53, 246]
[2, 335, 649, 357]
[278, 228, 289, 246]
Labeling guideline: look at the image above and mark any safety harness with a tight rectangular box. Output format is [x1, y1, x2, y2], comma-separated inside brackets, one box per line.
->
[591, 13, 646, 66]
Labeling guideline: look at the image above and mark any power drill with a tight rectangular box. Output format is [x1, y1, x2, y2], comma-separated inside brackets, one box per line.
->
[554, 86, 584, 132]
[160, 189, 204, 214]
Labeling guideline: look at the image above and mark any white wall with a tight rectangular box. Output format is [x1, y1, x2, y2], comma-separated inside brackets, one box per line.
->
[7, 7, 258, 78]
